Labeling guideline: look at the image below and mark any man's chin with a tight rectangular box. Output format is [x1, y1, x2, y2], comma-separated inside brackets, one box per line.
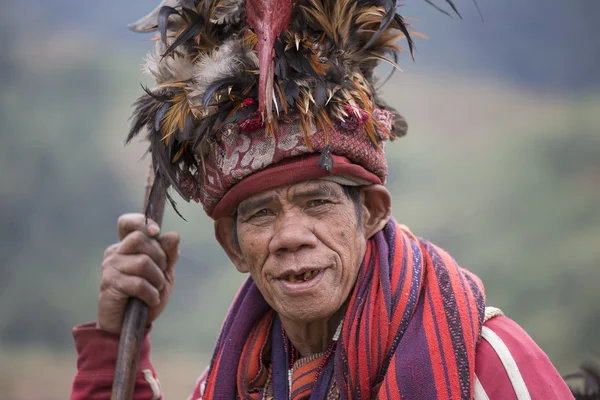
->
[275, 293, 342, 324]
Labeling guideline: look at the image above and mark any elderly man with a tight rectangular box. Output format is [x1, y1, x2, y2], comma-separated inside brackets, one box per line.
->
[71, 0, 574, 399]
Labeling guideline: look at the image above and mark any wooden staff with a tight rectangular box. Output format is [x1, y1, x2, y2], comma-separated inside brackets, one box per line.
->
[112, 164, 166, 400]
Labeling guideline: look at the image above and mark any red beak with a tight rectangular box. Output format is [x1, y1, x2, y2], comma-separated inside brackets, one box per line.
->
[246, 0, 296, 125]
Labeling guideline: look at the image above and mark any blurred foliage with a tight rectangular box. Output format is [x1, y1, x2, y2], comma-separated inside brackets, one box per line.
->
[0, 2, 599, 388]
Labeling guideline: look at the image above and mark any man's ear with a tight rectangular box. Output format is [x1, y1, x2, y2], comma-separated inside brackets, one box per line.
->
[214, 217, 250, 273]
[360, 184, 392, 239]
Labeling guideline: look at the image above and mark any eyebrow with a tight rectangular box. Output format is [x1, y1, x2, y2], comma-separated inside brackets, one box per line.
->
[237, 195, 276, 216]
[291, 187, 340, 202]
[237, 185, 341, 216]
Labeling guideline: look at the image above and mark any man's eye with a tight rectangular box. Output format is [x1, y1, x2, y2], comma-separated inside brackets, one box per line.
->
[307, 199, 330, 208]
[251, 209, 271, 218]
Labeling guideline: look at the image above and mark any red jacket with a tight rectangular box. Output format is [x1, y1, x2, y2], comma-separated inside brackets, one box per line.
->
[71, 315, 573, 399]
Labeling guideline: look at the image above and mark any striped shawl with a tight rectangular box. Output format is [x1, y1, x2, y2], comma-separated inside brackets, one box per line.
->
[202, 219, 486, 399]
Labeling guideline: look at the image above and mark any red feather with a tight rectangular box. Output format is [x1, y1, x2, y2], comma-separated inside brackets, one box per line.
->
[246, 0, 296, 125]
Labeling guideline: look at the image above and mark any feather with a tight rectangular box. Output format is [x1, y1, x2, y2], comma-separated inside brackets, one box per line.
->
[144, 52, 195, 84]
[128, 0, 181, 32]
[424, 0, 462, 18]
[154, 102, 171, 132]
[162, 9, 205, 59]
[189, 39, 257, 107]
[362, 0, 397, 51]
[210, 0, 246, 24]
[127, 93, 162, 143]
[158, 6, 181, 45]
[128, 0, 430, 217]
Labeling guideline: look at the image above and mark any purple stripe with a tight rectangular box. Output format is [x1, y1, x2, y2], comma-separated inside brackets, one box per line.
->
[379, 235, 423, 382]
[384, 219, 397, 282]
[375, 225, 392, 315]
[364, 278, 373, 384]
[394, 293, 438, 399]
[271, 315, 288, 400]
[426, 289, 453, 398]
[211, 279, 270, 398]
[391, 233, 408, 309]
[311, 354, 335, 399]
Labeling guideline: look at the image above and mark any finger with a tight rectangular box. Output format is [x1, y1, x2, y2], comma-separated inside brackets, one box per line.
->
[159, 232, 180, 285]
[103, 243, 119, 259]
[114, 274, 161, 307]
[110, 253, 167, 292]
[159, 232, 180, 267]
[118, 230, 168, 271]
[117, 213, 160, 241]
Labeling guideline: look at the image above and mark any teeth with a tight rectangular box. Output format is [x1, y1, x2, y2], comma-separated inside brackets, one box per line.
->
[285, 271, 318, 282]
[285, 270, 319, 282]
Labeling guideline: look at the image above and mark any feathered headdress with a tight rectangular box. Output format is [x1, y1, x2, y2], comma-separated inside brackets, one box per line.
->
[127, 0, 460, 218]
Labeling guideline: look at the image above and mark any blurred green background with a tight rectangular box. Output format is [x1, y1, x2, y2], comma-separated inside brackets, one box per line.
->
[1, 0, 599, 398]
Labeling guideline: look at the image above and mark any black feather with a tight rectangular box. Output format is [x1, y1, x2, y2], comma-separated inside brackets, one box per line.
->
[191, 112, 220, 150]
[424, 0, 462, 18]
[202, 77, 242, 108]
[283, 80, 300, 107]
[325, 63, 345, 84]
[362, 0, 397, 51]
[154, 102, 171, 132]
[162, 9, 204, 58]
[394, 13, 415, 59]
[127, 93, 160, 143]
[158, 6, 180, 45]
[178, 112, 195, 141]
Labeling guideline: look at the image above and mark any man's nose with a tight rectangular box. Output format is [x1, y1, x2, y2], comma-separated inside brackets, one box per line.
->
[269, 219, 318, 254]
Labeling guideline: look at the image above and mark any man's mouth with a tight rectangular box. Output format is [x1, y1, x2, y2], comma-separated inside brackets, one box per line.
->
[283, 269, 319, 283]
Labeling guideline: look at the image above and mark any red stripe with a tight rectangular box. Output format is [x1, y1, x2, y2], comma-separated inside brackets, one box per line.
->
[423, 253, 461, 397]
[422, 289, 452, 399]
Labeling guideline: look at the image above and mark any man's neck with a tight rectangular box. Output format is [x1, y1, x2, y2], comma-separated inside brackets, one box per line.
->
[280, 306, 346, 357]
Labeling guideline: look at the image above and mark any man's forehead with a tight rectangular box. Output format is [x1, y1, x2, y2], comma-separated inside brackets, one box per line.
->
[237, 180, 342, 209]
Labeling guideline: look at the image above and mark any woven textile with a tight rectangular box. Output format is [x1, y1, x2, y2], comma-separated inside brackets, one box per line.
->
[181, 108, 394, 218]
[202, 219, 486, 399]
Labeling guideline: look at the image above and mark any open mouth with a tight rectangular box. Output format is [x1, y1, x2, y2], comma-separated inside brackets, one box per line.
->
[283, 270, 319, 283]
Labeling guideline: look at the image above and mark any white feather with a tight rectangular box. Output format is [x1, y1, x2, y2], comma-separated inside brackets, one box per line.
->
[188, 39, 258, 107]
[144, 50, 195, 84]
[210, 0, 246, 25]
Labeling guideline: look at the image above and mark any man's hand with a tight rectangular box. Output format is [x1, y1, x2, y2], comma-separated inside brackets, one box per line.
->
[97, 213, 179, 334]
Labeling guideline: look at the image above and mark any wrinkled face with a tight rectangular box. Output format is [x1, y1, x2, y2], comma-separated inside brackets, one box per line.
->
[233, 180, 368, 323]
